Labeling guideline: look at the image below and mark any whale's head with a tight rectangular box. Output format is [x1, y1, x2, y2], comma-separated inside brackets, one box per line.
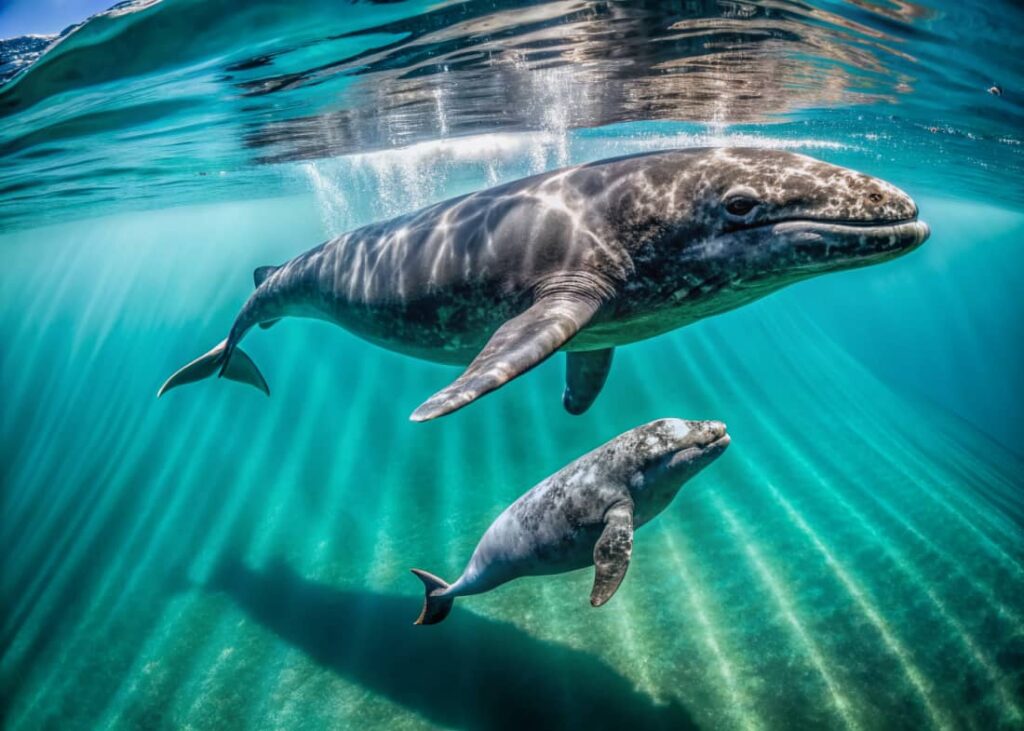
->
[621, 418, 730, 521]
[650, 148, 929, 303]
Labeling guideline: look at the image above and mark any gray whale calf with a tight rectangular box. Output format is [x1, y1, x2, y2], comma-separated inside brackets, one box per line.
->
[411, 418, 730, 624]
[158, 148, 929, 419]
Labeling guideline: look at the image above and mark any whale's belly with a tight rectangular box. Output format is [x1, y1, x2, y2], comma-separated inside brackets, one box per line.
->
[568, 282, 779, 351]
[322, 290, 527, 365]
[460, 475, 625, 593]
[464, 516, 603, 594]
[569, 310, 696, 350]
[315, 275, 743, 361]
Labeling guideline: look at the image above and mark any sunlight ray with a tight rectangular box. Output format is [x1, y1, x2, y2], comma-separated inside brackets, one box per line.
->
[714, 496, 861, 731]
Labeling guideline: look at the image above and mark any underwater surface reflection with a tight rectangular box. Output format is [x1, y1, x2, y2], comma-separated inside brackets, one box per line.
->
[1, 0, 1022, 229]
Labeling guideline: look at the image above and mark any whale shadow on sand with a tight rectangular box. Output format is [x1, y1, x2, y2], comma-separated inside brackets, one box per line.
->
[207, 557, 698, 731]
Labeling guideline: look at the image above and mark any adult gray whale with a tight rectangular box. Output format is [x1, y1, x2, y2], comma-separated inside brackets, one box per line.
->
[410, 418, 730, 624]
[157, 148, 929, 419]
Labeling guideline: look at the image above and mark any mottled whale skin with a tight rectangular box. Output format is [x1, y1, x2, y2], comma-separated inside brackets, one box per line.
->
[410, 418, 730, 624]
[158, 148, 929, 419]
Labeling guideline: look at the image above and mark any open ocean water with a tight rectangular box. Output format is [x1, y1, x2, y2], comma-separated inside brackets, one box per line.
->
[1, 1, 1023, 729]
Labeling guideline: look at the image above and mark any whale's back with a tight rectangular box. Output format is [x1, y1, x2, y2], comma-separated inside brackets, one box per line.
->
[314, 151, 700, 306]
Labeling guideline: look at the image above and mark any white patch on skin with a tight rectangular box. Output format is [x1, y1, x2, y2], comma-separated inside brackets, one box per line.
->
[666, 419, 693, 441]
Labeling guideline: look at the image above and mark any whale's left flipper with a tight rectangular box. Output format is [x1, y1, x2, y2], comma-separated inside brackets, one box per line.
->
[410, 295, 601, 422]
[157, 339, 269, 398]
[591, 501, 634, 607]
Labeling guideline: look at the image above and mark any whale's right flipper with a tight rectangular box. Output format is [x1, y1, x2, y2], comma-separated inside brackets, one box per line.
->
[563, 348, 614, 415]
[590, 501, 634, 607]
[410, 295, 602, 422]
[157, 339, 269, 398]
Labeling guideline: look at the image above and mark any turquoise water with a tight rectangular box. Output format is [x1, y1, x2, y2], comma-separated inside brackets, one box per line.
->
[2, 2, 1023, 729]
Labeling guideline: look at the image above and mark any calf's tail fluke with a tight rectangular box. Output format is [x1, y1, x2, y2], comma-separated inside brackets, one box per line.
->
[411, 568, 455, 625]
[157, 338, 269, 398]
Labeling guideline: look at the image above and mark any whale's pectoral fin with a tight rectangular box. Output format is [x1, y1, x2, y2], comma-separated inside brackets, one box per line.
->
[563, 348, 614, 415]
[410, 295, 602, 422]
[591, 501, 634, 607]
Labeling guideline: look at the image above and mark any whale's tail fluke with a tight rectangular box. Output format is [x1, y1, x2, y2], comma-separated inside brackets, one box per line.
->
[157, 338, 269, 398]
[410, 568, 454, 625]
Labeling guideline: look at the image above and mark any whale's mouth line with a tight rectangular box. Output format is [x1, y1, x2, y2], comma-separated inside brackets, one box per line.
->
[708, 434, 731, 450]
[729, 215, 929, 240]
[777, 218, 931, 249]
[729, 215, 919, 232]
[666, 433, 731, 468]
[787, 216, 918, 228]
[730, 217, 931, 256]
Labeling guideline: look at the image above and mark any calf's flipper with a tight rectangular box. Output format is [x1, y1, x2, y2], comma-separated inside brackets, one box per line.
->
[590, 501, 634, 607]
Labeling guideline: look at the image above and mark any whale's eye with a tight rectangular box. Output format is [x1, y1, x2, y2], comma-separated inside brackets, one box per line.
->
[724, 195, 758, 217]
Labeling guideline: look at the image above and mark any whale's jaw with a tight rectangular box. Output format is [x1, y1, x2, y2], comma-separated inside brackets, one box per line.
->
[765, 217, 930, 271]
[571, 214, 929, 353]
[661, 422, 731, 481]
[705, 213, 931, 297]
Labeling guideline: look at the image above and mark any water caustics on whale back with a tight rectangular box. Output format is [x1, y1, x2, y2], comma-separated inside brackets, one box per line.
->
[155, 147, 929, 422]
